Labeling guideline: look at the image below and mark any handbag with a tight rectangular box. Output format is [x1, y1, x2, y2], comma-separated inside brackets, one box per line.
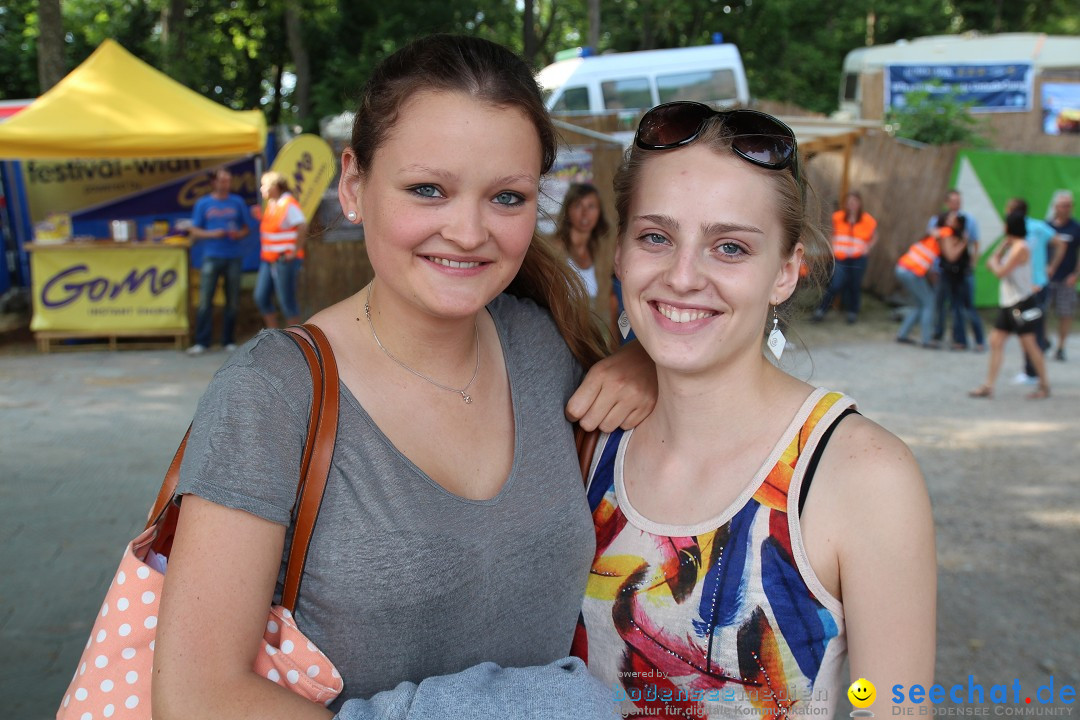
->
[58, 325, 344, 719]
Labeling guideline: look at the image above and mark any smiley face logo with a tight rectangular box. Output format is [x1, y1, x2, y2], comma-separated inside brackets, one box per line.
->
[848, 678, 877, 708]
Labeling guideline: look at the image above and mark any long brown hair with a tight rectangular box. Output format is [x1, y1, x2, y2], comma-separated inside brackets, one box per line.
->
[842, 191, 864, 224]
[349, 34, 608, 367]
[555, 183, 610, 263]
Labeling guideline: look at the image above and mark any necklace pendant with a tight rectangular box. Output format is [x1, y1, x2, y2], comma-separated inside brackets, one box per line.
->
[461, 392, 472, 404]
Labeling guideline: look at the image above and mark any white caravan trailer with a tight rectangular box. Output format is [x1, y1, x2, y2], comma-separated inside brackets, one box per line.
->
[538, 44, 750, 115]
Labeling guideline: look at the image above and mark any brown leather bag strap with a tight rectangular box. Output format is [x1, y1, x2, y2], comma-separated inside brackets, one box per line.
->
[574, 423, 600, 486]
[144, 326, 340, 611]
[281, 329, 326, 513]
[145, 426, 191, 529]
[280, 324, 340, 611]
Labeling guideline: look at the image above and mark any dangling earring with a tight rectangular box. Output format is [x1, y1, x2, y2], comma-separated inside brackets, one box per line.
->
[767, 306, 786, 360]
[618, 311, 632, 340]
[347, 211, 358, 222]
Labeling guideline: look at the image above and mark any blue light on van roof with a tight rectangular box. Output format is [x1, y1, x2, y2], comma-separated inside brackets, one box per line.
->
[712, 32, 725, 44]
[554, 46, 596, 61]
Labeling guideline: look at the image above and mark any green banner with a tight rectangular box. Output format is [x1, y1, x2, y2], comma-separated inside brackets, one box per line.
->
[949, 150, 1080, 307]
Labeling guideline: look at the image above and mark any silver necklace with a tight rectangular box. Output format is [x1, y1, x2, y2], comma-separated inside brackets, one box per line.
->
[362, 284, 480, 404]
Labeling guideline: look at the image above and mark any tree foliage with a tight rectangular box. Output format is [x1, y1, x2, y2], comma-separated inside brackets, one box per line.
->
[0, 0, 39, 99]
[885, 83, 989, 146]
[5, 0, 1077, 132]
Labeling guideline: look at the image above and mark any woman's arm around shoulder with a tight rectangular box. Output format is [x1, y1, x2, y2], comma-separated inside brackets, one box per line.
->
[153, 496, 334, 720]
[566, 339, 657, 432]
[815, 414, 936, 704]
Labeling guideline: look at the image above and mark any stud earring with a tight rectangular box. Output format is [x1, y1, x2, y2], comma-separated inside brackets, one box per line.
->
[618, 311, 632, 340]
[767, 306, 786, 361]
[347, 211, 358, 222]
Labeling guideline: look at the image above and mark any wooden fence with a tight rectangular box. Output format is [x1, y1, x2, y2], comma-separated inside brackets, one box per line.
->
[298, 212, 370, 319]
[804, 131, 960, 298]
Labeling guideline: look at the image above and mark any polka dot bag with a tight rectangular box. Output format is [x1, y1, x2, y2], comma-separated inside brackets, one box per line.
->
[57, 326, 344, 719]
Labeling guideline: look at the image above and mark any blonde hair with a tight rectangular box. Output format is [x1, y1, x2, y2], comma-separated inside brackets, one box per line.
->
[262, 171, 290, 194]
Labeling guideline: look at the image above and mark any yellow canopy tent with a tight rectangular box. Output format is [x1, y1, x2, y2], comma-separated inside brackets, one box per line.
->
[0, 39, 266, 159]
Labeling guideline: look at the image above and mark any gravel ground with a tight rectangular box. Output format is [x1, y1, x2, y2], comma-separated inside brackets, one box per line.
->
[791, 301, 1080, 714]
[1, 299, 1077, 717]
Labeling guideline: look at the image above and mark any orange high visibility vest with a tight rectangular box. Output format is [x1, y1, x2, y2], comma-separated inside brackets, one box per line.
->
[831, 210, 877, 260]
[260, 194, 305, 262]
[897, 234, 942, 277]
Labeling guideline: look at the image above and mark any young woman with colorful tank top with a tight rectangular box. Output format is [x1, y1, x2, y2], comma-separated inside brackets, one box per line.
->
[571, 102, 937, 717]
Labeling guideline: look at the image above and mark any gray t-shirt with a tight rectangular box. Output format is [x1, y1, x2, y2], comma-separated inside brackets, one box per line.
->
[177, 294, 595, 710]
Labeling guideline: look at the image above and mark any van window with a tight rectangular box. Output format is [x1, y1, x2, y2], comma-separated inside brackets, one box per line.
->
[843, 73, 859, 102]
[657, 69, 737, 104]
[602, 77, 652, 110]
[552, 86, 590, 113]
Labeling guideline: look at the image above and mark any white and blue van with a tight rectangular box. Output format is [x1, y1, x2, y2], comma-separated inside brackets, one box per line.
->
[538, 43, 750, 116]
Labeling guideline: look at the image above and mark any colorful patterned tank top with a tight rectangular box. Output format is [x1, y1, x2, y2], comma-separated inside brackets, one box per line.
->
[573, 388, 854, 718]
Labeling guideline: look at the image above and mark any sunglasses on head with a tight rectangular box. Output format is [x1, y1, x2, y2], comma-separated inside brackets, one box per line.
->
[634, 101, 799, 177]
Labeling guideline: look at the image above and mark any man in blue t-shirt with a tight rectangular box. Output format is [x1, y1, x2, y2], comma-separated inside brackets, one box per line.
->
[187, 168, 252, 355]
[1046, 191, 1079, 362]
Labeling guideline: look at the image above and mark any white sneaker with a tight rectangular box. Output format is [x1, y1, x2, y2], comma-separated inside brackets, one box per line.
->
[1010, 372, 1038, 386]
[224, 343, 238, 352]
[186, 344, 207, 356]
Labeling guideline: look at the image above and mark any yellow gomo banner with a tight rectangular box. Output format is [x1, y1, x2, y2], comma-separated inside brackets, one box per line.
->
[30, 247, 189, 332]
[268, 134, 336, 220]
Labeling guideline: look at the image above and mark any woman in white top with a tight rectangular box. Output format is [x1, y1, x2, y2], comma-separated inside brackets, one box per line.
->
[969, 210, 1050, 399]
[554, 183, 608, 299]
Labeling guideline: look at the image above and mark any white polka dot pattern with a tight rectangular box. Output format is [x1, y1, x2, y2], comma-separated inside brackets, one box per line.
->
[57, 528, 343, 719]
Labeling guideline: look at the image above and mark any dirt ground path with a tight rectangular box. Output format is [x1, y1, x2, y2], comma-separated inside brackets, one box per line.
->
[1, 302, 1077, 717]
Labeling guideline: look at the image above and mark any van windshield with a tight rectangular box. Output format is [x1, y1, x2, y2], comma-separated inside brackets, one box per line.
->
[657, 69, 737, 105]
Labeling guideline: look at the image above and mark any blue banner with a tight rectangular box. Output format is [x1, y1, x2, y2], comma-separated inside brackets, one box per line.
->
[886, 63, 1033, 113]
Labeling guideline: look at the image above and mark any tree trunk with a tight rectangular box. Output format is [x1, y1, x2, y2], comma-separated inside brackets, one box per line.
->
[36, 0, 66, 93]
[587, 0, 600, 49]
[537, 0, 558, 57]
[640, 0, 655, 50]
[160, 0, 188, 74]
[523, 0, 537, 65]
[284, 0, 310, 126]
[269, 63, 285, 127]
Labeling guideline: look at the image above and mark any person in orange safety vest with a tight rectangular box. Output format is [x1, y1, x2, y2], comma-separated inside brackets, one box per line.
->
[812, 191, 878, 324]
[895, 231, 944, 347]
[253, 171, 307, 328]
